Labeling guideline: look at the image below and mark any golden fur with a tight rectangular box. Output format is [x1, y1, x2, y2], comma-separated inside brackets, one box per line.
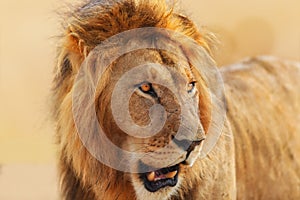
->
[52, 0, 300, 199]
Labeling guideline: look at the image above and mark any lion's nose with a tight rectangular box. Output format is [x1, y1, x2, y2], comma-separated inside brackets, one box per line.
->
[172, 138, 204, 153]
[172, 138, 205, 167]
[186, 141, 203, 153]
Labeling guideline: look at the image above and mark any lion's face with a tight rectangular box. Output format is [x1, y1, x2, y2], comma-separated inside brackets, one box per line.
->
[96, 48, 210, 199]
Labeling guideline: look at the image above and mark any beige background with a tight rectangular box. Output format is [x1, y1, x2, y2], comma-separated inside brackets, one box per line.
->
[0, 0, 299, 199]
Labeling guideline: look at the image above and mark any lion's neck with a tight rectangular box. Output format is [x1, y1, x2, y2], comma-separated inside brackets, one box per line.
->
[94, 173, 136, 199]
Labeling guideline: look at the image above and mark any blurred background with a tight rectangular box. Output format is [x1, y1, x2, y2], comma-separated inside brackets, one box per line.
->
[0, 0, 299, 199]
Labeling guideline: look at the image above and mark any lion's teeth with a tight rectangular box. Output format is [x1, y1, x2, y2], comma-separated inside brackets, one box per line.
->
[147, 172, 155, 182]
[165, 171, 177, 179]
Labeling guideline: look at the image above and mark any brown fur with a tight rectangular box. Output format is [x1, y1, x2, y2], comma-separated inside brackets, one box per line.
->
[223, 56, 300, 199]
[52, 0, 300, 199]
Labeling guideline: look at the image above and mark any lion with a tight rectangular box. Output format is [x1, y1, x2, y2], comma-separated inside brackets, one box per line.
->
[52, 0, 300, 199]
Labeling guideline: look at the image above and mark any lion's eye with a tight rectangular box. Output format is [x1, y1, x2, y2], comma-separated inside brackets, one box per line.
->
[139, 83, 152, 93]
[187, 81, 196, 93]
[138, 82, 159, 99]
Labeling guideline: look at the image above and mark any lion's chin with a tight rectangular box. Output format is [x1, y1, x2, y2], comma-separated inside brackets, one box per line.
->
[140, 164, 179, 192]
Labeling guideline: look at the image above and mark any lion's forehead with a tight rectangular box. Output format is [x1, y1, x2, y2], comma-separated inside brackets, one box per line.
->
[111, 48, 193, 80]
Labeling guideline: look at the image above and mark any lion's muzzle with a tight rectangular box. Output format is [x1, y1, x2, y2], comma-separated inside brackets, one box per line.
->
[139, 138, 205, 192]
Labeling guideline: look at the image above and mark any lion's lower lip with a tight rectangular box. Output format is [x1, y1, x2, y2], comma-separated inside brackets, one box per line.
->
[140, 164, 179, 192]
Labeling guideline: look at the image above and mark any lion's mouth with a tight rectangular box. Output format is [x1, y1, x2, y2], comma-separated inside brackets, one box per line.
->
[139, 140, 204, 192]
[140, 164, 179, 192]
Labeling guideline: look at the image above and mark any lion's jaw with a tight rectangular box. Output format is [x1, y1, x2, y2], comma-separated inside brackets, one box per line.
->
[129, 142, 204, 200]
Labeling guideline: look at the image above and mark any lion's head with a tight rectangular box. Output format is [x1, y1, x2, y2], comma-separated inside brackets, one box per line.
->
[53, 1, 217, 199]
[94, 46, 212, 199]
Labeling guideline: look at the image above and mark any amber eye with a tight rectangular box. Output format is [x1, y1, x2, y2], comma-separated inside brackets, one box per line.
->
[187, 81, 196, 93]
[139, 83, 152, 93]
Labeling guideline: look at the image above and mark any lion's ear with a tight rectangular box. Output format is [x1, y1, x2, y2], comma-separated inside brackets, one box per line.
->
[65, 26, 88, 57]
[54, 26, 86, 84]
[52, 26, 88, 115]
